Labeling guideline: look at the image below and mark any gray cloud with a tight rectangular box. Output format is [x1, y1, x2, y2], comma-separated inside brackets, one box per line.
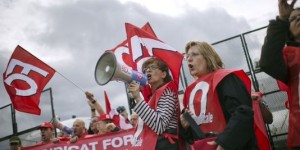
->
[0, 0, 257, 139]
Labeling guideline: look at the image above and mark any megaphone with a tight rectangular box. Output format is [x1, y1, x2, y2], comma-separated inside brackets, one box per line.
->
[94, 51, 147, 86]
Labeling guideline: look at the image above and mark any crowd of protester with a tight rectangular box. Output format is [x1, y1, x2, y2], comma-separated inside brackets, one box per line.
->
[10, 1, 300, 149]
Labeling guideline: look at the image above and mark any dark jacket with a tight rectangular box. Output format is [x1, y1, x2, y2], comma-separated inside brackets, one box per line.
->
[260, 17, 291, 83]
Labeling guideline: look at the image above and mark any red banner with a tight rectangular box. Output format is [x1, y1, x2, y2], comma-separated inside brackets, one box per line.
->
[22, 129, 143, 150]
[3, 45, 55, 115]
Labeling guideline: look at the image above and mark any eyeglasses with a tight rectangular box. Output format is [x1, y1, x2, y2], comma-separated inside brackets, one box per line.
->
[184, 52, 201, 60]
[289, 14, 300, 23]
[142, 66, 160, 73]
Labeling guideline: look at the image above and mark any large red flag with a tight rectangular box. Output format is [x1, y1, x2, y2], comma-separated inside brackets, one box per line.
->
[3, 45, 55, 115]
[110, 22, 157, 70]
[109, 23, 158, 102]
[125, 23, 183, 87]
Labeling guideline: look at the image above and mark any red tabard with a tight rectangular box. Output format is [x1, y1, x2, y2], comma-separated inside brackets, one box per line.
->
[183, 69, 271, 150]
[283, 46, 300, 148]
[131, 81, 178, 150]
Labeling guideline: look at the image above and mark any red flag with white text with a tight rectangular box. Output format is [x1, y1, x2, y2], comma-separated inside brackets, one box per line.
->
[3, 45, 55, 115]
[125, 23, 183, 87]
[110, 22, 157, 69]
[109, 23, 157, 102]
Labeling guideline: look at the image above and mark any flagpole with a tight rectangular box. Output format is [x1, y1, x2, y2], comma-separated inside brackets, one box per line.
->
[55, 71, 85, 93]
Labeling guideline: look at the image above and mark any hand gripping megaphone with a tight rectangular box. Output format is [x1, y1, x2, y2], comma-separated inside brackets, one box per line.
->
[94, 51, 147, 86]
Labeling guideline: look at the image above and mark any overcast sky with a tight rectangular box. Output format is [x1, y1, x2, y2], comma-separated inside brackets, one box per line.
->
[0, 0, 298, 136]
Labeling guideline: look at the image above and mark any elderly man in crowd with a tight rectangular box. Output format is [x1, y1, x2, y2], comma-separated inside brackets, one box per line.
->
[70, 119, 87, 143]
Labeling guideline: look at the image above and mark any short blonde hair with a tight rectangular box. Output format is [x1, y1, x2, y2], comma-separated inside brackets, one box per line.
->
[185, 41, 224, 72]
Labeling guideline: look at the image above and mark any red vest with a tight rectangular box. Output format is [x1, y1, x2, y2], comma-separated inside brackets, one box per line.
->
[183, 69, 271, 150]
[131, 81, 179, 150]
[283, 46, 300, 148]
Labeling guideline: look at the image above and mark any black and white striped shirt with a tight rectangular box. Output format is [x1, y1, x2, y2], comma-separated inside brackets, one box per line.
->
[133, 87, 178, 135]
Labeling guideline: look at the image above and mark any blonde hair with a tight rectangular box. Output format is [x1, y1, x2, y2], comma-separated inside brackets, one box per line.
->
[185, 41, 224, 72]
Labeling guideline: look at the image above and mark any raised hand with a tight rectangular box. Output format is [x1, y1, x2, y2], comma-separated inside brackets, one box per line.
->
[278, 0, 298, 20]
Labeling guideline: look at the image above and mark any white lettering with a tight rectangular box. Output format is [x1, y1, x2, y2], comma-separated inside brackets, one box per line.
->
[112, 137, 123, 148]
[103, 139, 112, 150]
[88, 141, 98, 150]
[68, 146, 79, 150]
[129, 36, 176, 72]
[80, 144, 88, 150]
[189, 81, 213, 125]
[103, 135, 134, 149]
[4, 59, 49, 96]
[123, 135, 133, 146]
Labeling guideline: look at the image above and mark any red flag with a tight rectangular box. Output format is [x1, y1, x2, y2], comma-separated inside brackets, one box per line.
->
[125, 22, 183, 87]
[109, 23, 158, 102]
[3, 45, 55, 115]
[104, 90, 111, 114]
[104, 91, 133, 129]
[110, 23, 157, 69]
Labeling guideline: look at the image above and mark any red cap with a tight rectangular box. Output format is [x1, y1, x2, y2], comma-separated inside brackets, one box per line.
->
[39, 122, 54, 130]
[98, 114, 113, 121]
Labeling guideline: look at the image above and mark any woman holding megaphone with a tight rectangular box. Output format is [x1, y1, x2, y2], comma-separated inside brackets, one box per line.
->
[127, 57, 180, 150]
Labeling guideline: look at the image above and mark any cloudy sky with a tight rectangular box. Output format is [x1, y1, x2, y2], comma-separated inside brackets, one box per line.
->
[0, 0, 298, 137]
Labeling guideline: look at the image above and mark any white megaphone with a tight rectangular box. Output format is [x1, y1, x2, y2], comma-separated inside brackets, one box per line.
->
[94, 51, 147, 86]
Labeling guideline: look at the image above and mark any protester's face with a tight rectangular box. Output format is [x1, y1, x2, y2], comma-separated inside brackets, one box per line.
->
[186, 46, 209, 78]
[130, 115, 138, 126]
[90, 121, 98, 133]
[289, 9, 300, 40]
[143, 62, 166, 87]
[10, 143, 21, 150]
[97, 120, 109, 134]
[73, 120, 85, 137]
[40, 128, 53, 143]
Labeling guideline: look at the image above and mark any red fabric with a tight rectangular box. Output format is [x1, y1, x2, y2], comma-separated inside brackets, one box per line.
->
[183, 69, 231, 133]
[3, 45, 55, 115]
[110, 23, 157, 69]
[23, 128, 136, 150]
[125, 23, 183, 87]
[252, 93, 272, 150]
[109, 23, 157, 101]
[283, 46, 300, 148]
[162, 133, 178, 144]
[193, 137, 217, 150]
[104, 91, 111, 114]
[183, 69, 270, 150]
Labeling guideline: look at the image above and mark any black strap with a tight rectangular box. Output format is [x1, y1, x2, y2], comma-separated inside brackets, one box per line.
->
[183, 112, 206, 140]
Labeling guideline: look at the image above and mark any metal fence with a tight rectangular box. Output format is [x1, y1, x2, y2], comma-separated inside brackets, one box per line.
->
[0, 88, 56, 149]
